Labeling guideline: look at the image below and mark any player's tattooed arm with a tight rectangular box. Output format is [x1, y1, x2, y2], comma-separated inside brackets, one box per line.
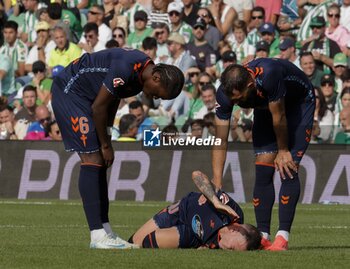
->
[192, 171, 240, 219]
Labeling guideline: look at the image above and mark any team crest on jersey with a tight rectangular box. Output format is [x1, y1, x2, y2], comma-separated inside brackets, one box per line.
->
[192, 214, 204, 240]
[113, 78, 125, 88]
[219, 193, 229, 205]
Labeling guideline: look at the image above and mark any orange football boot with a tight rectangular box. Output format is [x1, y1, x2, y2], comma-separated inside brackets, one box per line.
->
[267, 235, 288, 251]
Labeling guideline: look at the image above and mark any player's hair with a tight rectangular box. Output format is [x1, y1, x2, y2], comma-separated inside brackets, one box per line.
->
[244, 224, 262, 251]
[119, 114, 137, 135]
[221, 64, 251, 97]
[83, 22, 99, 35]
[152, 64, 184, 100]
[4, 20, 18, 31]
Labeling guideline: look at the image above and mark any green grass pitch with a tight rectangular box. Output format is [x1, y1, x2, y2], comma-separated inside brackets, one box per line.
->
[0, 200, 349, 269]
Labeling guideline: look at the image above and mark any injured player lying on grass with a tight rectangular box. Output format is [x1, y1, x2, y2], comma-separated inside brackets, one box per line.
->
[128, 171, 261, 250]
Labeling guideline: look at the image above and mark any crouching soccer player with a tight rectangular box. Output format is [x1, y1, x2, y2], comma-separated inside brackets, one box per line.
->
[51, 48, 184, 249]
[128, 171, 261, 251]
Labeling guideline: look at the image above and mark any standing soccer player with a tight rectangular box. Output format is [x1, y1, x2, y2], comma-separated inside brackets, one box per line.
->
[51, 48, 184, 249]
[212, 58, 315, 251]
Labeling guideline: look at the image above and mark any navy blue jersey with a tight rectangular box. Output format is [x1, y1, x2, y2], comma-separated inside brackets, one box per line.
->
[56, 48, 152, 99]
[51, 48, 153, 153]
[216, 58, 314, 120]
[179, 191, 244, 248]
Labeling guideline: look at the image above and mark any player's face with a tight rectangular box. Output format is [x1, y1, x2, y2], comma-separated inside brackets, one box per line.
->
[230, 80, 256, 106]
[219, 223, 248, 251]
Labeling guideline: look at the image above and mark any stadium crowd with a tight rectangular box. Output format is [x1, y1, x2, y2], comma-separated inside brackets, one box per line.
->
[0, 0, 350, 144]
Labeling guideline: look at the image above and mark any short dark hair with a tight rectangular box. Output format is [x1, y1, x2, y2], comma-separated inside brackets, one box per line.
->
[23, 85, 37, 96]
[48, 3, 62, 20]
[251, 6, 265, 17]
[221, 64, 251, 97]
[244, 224, 262, 251]
[4, 20, 18, 31]
[0, 105, 14, 113]
[152, 64, 184, 100]
[142, 37, 157, 50]
[201, 84, 216, 94]
[119, 114, 137, 135]
[129, 100, 143, 110]
[83, 22, 99, 35]
[105, 39, 119, 48]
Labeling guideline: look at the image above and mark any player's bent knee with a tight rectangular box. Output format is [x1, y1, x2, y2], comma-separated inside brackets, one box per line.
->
[142, 231, 159, 248]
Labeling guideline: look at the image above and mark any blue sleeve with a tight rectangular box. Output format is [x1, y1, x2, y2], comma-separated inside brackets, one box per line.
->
[215, 85, 233, 120]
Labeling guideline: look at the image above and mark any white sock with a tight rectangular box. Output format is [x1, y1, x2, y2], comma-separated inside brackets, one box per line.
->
[91, 228, 106, 242]
[102, 222, 114, 235]
[276, 230, 289, 241]
[261, 232, 270, 240]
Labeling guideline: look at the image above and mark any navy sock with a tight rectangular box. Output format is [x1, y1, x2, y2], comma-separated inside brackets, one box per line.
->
[278, 172, 300, 232]
[78, 164, 103, 231]
[253, 164, 275, 234]
[99, 167, 109, 224]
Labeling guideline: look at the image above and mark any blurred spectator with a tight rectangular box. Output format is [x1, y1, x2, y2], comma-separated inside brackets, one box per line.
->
[259, 22, 280, 57]
[277, 0, 302, 32]
[208, 0, 236, 36]
[255, 0, 281, 25]
[20, 0, 39, 45]
[47, 2, 83, 43]
[24, 104, 51, 140]
[0, 53, 15, 100]
[333, 87, 350, 139]
[46, 120, 62, 141]
[15, 85, 37, 123]
[310, 120, 322, 144]
[166, 32, 196, 73]
[212, 49, 236, 83]
[0, 105, 25, 140]
[153, 22, 170, 61]
[117, 113, 138, 141]
[25, 21, 55, 74]
[83, 5, 112, 45]
[112, 0, 146, 34]
[299, 51, 323, 88]
[161, 123, 179, 142]
[129, 100, 156, 140]
[227, 20, 255, 64]
[231, 107, 253, 142]
[332, 53, 348, 93]
[279, 37, 300, 69]
[320, 74, 337, 112]
[340, 0, 350, 32]
[193, 84, 216, 119]
[314, 86, 334, 143]
[79, 22, 106, 54]
[255, 40, 269, 58]
[197, 7, 221, 50]
[148, 0, 171, 28]
[225, 0, 253, 24]
[301, 16, 341, 73]
[0, 21, 28, 78]
[29, 60, 52, 106]
[203, 111, 215, 137]
[112, 26, 127, 48]
[168, 1, 193, 43]
[127, 10, 152, 49]
[184, 66, 201, 97]
[334, 107, 350, 144]
[189, 119, 204, 139]
[187, 17, 216, 72]
[141, 36, 159, 62]
[182, 0, 200, 27]
[325, 3, 350, 49]
[247, 6, 265, 46]
[48, 24, 82, 69]
[103, 0, 117, 28]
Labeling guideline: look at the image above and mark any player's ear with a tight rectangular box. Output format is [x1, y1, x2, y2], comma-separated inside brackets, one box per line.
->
[152, 74, 161, 83]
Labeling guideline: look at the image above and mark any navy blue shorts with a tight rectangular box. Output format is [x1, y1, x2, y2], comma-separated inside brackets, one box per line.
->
[252, 100, 315, 163]
[51, 74, 100, 153]
[153, 201, 201, 248]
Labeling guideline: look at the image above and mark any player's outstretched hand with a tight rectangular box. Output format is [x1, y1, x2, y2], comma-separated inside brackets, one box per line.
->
[214, 201, 240, 221]
[274, 150, 297, 179]
[101, 145, 114, 167]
